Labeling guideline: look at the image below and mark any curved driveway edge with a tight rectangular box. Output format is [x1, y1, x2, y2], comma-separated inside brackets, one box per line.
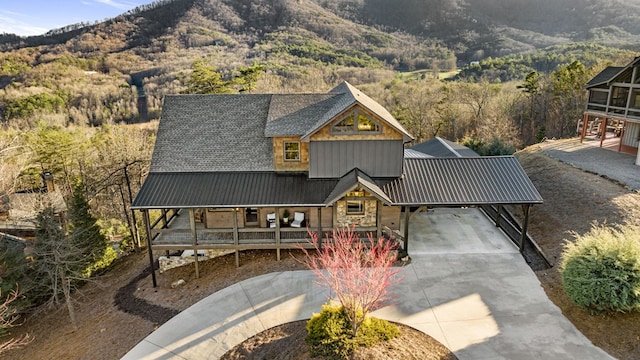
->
[122, 208, 614, 360]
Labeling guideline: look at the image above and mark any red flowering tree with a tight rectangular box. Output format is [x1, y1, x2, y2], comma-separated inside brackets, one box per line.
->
[299, 227, 402, 337]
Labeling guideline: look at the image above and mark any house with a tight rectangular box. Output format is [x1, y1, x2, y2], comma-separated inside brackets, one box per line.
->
[0, 172, 67, 237]
[131, 82, 542, 285]
[581, 56, 640, 165]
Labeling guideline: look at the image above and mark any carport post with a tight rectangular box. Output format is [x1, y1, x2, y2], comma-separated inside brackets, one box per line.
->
[233, 208, 239, 267]
[189, 208, 199, 279]
[520, 205, 531, 252]
[143, 209, 157, 288]
[495, 205, 502, 227]
[403, 206, 410, 253]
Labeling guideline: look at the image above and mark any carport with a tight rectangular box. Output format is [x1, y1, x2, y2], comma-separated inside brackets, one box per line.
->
[382, 156, 544, 255]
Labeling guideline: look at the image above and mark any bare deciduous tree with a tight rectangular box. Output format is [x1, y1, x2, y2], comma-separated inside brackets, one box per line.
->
[0, 288, 31, 355]
[298, 227, 401, 337]
[32, 207, 85, 330]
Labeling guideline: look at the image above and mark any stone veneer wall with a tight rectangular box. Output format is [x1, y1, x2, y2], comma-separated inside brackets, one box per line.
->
[335, 199, 377, 227]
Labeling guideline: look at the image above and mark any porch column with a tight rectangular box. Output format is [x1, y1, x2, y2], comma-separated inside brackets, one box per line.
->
[275, 207, 281, 261]
[580, 113, 588, 143]
[317, 207, 322, 244]
[618, 120, 626, 152]
[495, 205, 502, 227]
[600, 117, 608, 147]
[376, 201, 382, 239]
[520, 205, 531, 252]
[189, 208, 199, 279]
[143, 209, 157, 287]
[403, 206, 410, 253]
[233, 208, 239, 267]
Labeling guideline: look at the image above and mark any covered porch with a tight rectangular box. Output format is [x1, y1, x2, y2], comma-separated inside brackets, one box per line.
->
[133, 157, 543, 286]
[141, 204, 407, 286]
[579, 113, 640, 159]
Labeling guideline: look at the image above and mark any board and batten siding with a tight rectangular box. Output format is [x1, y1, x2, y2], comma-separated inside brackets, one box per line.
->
[622, 122, 640, 148]
[309, 140, 404, 178]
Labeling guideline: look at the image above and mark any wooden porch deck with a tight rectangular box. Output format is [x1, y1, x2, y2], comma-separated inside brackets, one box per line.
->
[149, 210, 400, 251]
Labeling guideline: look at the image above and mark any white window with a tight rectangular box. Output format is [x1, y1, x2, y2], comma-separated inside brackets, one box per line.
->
[345, 190, 365, 215]
[284, 141, 300, 161]
[346, 200, 364, 215]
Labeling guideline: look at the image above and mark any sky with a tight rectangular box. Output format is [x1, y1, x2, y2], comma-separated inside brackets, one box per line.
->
[0, 0, 154, 36]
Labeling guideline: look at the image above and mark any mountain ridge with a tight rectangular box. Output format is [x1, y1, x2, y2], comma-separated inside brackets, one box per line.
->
[2, 0, 639, 62]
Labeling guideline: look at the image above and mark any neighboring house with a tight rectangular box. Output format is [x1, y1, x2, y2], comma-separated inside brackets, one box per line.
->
[0, 173, 67, 237]
[132, 82, 542, 285]
[582, 56, 640, 165]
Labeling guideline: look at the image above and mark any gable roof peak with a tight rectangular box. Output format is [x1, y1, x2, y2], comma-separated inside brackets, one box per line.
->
[302, 81, 413, 142]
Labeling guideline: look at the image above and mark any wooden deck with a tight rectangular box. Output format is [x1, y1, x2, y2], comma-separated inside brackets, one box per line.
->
[581, 135, 637, 156]
[149, 210, 398, 251]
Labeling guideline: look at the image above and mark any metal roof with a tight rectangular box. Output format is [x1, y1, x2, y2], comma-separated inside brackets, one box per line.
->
[410, 137, 480, 158]
[383, 157, 543, 206]
[133, 156, 542, 209]
[324, 168, 392, 205]
[132, 172, 339, 209]
[404, 149, 433, 159]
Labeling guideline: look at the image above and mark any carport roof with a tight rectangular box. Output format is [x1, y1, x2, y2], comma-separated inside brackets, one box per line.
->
[383, 157, 543, 206]
[132, 156, 542, 209]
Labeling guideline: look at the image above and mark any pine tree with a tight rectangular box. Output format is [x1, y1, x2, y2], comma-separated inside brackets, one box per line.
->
[67, 182, 107, 277]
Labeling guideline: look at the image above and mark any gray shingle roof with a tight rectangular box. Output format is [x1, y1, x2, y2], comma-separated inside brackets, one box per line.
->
[587, 56, 640, 88]
[586, 67, 624, 88]
[301, 82, 413, 142]
[410, 137, 479, 158]
[151, 95, 274, 172]
[264, 94, 340, 136]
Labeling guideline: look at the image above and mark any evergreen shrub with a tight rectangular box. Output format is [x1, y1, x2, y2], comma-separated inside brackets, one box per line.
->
[306, 303, 399, 359]
[561, 224, 640, 313]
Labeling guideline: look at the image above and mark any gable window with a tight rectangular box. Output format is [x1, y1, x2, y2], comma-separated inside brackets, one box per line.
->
[284, 141, 300, 161]
[331, 110, 381, 134]
[345, 190, 365, 215]
[333, 114, 355, 132]
[357, 114, 379, 131]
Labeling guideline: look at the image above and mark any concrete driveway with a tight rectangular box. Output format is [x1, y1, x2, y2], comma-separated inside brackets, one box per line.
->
[122, 208, 613, 360]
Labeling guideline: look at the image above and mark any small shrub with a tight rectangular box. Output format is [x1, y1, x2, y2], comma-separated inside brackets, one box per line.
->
[460, 135, 515, 156]
[306, 303, 399, 359]
[561, 224, 640, 313]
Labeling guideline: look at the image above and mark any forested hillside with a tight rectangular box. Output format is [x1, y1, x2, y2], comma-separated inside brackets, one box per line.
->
[1, 0, 639, 356]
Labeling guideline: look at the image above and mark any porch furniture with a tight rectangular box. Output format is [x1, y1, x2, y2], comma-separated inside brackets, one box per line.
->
[290, 211, 305, 228]
[266, 213, 276, 228]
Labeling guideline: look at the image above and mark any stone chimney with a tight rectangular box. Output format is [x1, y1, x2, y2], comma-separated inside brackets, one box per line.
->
[42, 172, 55, 193]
